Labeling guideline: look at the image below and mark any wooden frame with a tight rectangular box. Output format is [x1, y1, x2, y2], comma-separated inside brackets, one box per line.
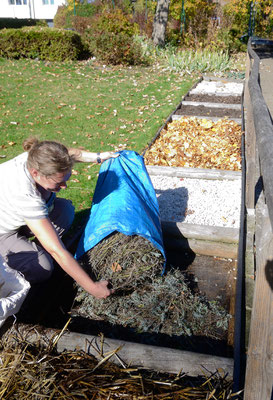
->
[243, 39, 273, 400]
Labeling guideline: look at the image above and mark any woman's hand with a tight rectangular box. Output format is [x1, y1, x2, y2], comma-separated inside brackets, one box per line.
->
[92, 280, 114, 299]
[99, 151, 120, 162]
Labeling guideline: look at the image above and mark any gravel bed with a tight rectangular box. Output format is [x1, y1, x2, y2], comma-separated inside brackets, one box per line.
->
[190, 81, 244, 96]
[150, 175, 241, 228]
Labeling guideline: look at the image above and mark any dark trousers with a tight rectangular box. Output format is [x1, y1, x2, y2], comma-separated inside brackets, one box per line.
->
[0, 198, 75, 284]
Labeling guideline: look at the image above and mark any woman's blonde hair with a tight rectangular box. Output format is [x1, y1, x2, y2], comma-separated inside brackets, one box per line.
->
[23, 137, 75, 176]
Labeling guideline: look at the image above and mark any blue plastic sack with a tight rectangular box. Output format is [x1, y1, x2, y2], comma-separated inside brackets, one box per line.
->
[75, 150, 165, 269]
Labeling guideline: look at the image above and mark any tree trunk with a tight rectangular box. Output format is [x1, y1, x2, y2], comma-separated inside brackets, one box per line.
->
[152, 0, 170, 47]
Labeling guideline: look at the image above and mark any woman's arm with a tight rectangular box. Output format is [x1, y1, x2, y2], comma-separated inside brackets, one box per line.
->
[68, 148, 119, 163]
[24, 217, 112, 299]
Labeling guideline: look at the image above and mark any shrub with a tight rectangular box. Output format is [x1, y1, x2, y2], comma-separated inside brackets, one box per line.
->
[0, 18, 47, 30]
[54, 2, 98, 32]
[224, 0, 273, 40]
[71, 16, 93, 35]
[53, 5, 72, 29]
[83, 9, 148, 65]
[72, 2, 98, 17]
[92, 8, 139, 37]
[92, 30, 147, 65]
[130, 0, 156, 38]
[0, 27, 88, 61]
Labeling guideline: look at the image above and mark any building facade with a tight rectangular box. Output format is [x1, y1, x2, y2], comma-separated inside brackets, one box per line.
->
[1, 0, 66, 20]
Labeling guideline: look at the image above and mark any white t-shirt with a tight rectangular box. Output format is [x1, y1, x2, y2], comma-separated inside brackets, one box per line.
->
[0, 152, 49, 234]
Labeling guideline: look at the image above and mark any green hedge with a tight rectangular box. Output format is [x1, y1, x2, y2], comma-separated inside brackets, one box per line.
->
[0, 26, 88, 61]
[0, 18, 47, 30]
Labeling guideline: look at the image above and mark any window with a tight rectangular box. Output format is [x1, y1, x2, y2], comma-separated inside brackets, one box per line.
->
[42, 0, 54, 4]
[9, 0, 27, 4]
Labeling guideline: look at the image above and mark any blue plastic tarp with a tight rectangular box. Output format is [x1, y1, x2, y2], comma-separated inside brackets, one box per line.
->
[75, 150, 166, 268]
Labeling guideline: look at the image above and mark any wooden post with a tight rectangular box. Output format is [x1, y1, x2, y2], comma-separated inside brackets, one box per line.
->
[244, 52, 256, 210]
[244, 191, 273, 399]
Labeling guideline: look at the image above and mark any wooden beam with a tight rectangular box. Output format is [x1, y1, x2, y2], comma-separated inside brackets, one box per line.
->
[163, 236, 238, 259]
[171, 114, 242, 125]
[181, 101, 241, 110]
[244, 193, 273, 399]
[25, 328, 234, 377]
[244, 52, 256, 210]
[161, 221, 239, 243]
[147, 165, 241, 181]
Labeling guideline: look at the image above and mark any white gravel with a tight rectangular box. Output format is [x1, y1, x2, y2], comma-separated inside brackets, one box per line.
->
[190, 80, 244, 95]
[150, 175, 241, 228]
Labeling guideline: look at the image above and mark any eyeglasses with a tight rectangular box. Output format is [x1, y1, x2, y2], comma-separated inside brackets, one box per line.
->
[47, 175, 64, 184]
[44, 171, 72, 186]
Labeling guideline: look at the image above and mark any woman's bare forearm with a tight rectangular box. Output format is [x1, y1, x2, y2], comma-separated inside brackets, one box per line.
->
[68, 148, 119, 163]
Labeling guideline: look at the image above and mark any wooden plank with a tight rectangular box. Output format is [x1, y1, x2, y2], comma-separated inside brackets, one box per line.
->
[189, 91, 242, 97]
[202, 75, 245, 84]
[147, 165, 241, 180]
[244, 51, 256, 210]
[181, 101, 241, 110]
[244, 192, 273, 399]
[161, 220, 239, 244]
[248, 43, 273, 226]
[171, 114, 242, 125]
[163, 236, 238, 259]
[36, 330, 234, 377]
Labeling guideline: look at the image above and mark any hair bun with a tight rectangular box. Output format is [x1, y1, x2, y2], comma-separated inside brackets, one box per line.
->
[23, 136, 39, 152]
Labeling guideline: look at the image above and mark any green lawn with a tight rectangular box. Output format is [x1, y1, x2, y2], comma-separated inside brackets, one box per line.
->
[0, 58, 195, 216]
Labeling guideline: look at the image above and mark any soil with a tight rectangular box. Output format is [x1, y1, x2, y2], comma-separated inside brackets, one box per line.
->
[175, 104, 241, 118]
[184, 94, 242, 104]
[175, 92, 242, 119]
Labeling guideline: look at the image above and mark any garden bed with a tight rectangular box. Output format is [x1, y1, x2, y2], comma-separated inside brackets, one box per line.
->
[175, 104, 241, 118]
[184, 93, 241, 104]
[64, 78, 243, 371]
[9, 77, 244, 382]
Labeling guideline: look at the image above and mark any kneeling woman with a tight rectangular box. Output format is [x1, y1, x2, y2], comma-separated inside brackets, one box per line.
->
[0, 137, 118, 299]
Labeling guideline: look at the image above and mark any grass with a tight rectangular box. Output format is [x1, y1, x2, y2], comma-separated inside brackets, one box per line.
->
[0, 58, 195, 215]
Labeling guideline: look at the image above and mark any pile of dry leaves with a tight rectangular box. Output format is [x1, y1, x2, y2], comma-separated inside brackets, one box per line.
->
[144, 117, 242, 171]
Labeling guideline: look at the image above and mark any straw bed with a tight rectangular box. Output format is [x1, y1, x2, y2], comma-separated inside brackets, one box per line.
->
[79, 232, 165, 292]
[0, 324, 239, 399]
[74, 264, 231, 339]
